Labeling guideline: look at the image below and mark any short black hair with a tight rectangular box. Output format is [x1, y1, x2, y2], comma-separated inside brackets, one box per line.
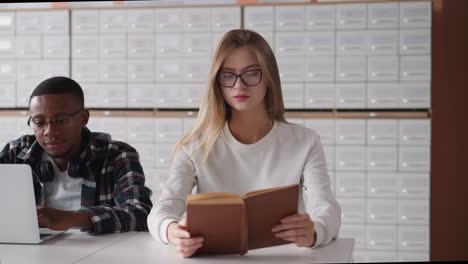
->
[29, 76, 85, 108]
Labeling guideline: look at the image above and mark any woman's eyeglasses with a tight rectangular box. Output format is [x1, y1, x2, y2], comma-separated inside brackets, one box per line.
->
[216, 70, 262, 88]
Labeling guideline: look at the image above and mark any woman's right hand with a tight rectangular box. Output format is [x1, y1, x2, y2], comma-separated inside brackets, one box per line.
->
[167, 218, 204, 258]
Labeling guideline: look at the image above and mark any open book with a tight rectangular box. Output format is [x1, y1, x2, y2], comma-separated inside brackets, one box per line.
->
[186, 184, 299, 255]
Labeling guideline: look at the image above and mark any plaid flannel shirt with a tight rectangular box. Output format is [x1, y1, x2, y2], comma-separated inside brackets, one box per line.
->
[0, 127, 153, 234]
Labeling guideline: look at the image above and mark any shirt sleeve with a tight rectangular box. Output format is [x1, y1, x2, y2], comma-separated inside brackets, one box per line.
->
[0, 142, 15, 163]
[301, 135, 341, 248]
[147, 147, 197, 244]
[79, 149, 153, 234]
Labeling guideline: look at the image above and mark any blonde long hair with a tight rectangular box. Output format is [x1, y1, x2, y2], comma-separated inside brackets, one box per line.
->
[173, 29, 286, 163]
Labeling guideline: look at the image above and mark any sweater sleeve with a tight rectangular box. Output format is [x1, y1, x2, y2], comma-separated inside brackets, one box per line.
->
[147, 147, 197, 244]
[301, 134, 341, 247]
[79, 150, 153, 234]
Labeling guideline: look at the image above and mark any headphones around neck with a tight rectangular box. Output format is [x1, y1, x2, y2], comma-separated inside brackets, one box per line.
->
[38, 158, 82, 182]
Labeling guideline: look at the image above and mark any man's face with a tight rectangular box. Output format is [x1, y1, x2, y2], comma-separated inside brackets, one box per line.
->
[29, 94, 88, 159]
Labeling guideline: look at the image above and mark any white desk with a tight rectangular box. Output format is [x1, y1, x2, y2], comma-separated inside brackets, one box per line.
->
[0, 231, 354, 264]
[0, 229, 136, 264]
[77, 233, 354, 264]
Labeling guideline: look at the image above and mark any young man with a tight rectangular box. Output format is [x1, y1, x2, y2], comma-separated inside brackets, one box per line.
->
[0, 76, 153, 234]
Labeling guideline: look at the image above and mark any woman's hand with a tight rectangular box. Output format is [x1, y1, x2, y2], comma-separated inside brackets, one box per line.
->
[167, 218, 204, 258]
[272, 213, 317, 247]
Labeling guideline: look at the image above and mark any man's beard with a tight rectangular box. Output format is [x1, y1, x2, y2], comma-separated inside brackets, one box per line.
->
[47, 148, 72, 159]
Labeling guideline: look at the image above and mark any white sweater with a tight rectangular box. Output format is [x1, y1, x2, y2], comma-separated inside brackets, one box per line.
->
[147, 121, 341, 247]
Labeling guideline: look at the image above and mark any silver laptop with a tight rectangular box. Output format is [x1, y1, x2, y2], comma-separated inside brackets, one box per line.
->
[0, 164, 64, 244]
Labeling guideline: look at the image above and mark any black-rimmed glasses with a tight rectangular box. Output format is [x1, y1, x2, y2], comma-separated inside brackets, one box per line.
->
[216, 70, 263, 88]
[27, 109, 84, 131]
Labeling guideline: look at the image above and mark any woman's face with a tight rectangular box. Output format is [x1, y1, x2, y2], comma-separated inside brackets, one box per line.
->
[218, 47, 267, 114]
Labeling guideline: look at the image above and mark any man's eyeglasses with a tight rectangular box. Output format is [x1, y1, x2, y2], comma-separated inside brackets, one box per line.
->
[27, 109, 84, 131]
[216, 70, 263, 88]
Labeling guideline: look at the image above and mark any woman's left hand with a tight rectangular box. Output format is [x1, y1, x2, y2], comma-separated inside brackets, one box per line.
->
[272, 213, 316, 247]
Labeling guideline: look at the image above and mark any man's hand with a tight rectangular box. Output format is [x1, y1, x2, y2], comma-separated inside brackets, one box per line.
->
[36, 206, 92, 231]
[272, 213, 317, 247]
[167, 219, 203, 258]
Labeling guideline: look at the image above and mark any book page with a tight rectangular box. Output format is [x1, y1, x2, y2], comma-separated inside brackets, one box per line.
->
[244, 184, 299, 250]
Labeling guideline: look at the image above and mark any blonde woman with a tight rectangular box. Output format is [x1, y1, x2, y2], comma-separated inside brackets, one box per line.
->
[147, 29, 341, 258]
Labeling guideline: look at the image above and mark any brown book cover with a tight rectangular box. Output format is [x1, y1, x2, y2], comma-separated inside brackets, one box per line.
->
[186, 184, 299, 255]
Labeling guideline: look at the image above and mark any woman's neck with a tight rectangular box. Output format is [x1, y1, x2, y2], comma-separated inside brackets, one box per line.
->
[228, 109, 273, 144]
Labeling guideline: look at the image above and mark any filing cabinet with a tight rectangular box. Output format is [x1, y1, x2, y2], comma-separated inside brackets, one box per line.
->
[96, 84, 127, 108]
[399, 82, 431, 108]
[127, 60, 155, 83]
[368, 2, 399, 29]
[154, 118, 183, 143]
[366, 146, 398, 172]
[399, 1, 432, 28]
[335, 119, 366, 145]
[127, 116, 155, 143]
[0, 82, 16, 107]
[336, 31, 368, 56]
[0, 12, 15, 34]
[305, 31, 335, 56]
[72, 35, 99, 58]
[400, 55, 431, 81]
[0, 60, 16, 81]
[367, 199, 397, 224]
[127, 34, 154, 58]
[398, 199, 429, 225]
[337, 197, 366, 224]
[99, 59, 127, 82]
[336, 83, 366, 108]
[367, 172, 397, 198]
[43, 35, 70, 58]
[155, 33, 184, 58]
[397, 173, 430, 199]
[127, 83, 156, 108]
[367, 119, 398, 145]
[367, 83, 399, 108]
[305, 83, 335, 109]
[367, 30, 399, 55]
[16, 11, 42, 34]
[42, 10, 69, 35]
[155, 8, 184, 32]
[72, 10, 99, 34]
[336, 4, 367, 29]
[275, 32, 306, 57]
[72, 60, 99, 83]
[398, 226, 429, 252]
[366, 225, 397, 250]
[211, 7, 241, 32]
[244, 6, 274, 32]
[306, 57, 335, 82]
[99, 34, 126, 58]
[399, 29, 431, 55]
[127, 9, 154, 33]
[281, 83, 304, 109]
[335, 146, 366, 171]
[336, 56, 366, 82]
[305, 5, 335, 31]
[15, 35, 42, 59]
[367, 56, 399, 81]
[0, 36, 15, 58]
[336, 172, 366, 198]
[99, 9, 127, 33]
[183, 8, 211, 32]
[275, 6, 304, 32]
